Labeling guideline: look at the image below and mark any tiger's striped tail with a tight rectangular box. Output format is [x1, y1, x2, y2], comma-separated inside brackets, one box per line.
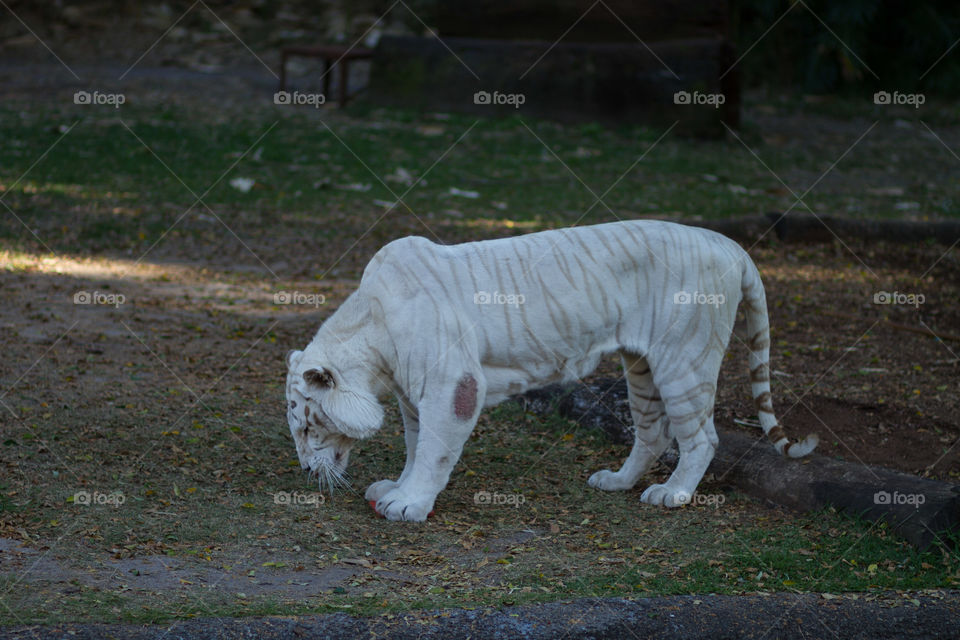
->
[741, 260, 818, 458]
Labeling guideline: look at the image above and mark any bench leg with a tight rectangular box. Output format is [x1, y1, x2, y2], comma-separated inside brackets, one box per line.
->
[322, 58, 331, 102]
[339, 59, 349, 107]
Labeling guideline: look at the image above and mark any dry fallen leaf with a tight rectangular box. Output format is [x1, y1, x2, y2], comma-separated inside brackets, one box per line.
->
[340, 557, 373, 568]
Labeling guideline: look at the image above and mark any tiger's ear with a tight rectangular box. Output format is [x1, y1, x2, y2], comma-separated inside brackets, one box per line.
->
[286, 349, 303, 368]
[323, 387, 384, 439]
[303, 367, 335, 389]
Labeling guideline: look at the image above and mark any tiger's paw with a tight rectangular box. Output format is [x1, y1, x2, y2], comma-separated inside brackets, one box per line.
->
[373, 488, 435, 522]
[365, 479, 400, 502]
[640, 483, 692, 508]
[587, 469, 636, 491]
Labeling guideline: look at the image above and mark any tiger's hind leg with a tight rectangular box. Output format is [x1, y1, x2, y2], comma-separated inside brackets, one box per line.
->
[588, 352, 671, 491]
[639, 372, 719, 508]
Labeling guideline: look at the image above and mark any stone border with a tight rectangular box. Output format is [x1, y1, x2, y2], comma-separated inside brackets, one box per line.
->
[3, 591, 958, 639]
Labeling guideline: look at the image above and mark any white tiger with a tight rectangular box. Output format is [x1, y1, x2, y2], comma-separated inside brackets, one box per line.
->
[285, 220, 817, 521]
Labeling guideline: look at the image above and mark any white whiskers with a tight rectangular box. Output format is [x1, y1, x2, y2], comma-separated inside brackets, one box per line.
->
[309, 461, 351, 496]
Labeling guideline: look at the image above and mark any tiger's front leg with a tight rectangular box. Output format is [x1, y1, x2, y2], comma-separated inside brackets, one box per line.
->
[374, 374, 483, 522]
[365, 396, 419, 503]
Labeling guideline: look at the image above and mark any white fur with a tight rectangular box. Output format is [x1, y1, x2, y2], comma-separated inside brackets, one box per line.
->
[285, 221, 817, 521]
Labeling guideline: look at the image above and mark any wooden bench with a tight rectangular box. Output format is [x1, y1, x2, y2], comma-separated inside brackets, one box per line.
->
[278, 45, 374, 107]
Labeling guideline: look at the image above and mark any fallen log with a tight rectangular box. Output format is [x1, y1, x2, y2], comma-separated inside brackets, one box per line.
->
[767, 213, 960, 245]
[681, 213, 960, 246]
[516, 379, 960, 549]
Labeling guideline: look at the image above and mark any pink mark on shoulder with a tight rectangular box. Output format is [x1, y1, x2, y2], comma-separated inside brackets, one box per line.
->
[453, 374, 478, 420]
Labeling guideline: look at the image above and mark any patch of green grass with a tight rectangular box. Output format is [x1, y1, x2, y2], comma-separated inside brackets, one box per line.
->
[3, 98, 956, 269]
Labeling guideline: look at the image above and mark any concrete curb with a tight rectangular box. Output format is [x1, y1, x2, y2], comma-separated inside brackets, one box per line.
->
[4, 591, 958, 639]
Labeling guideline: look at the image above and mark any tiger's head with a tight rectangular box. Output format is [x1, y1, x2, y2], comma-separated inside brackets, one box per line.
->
[285, 349, 384, 491]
